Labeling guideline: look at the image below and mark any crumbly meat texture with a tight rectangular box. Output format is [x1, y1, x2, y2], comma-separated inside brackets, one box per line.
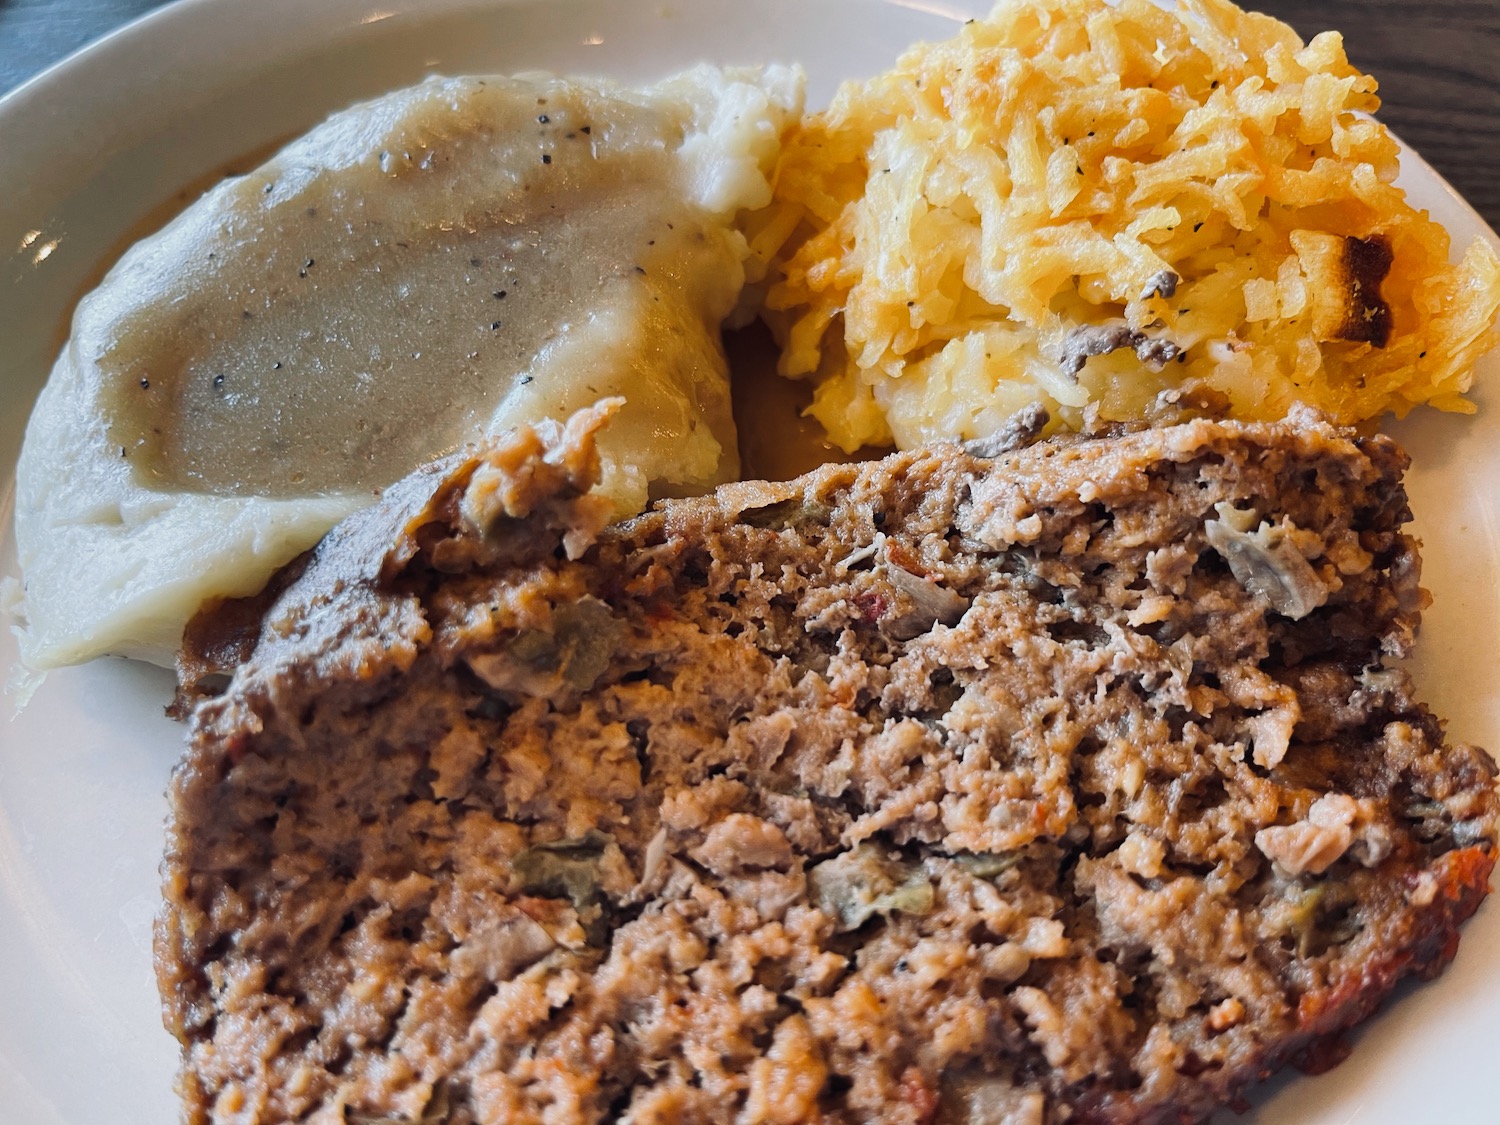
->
[157, 410, 1497, 1125]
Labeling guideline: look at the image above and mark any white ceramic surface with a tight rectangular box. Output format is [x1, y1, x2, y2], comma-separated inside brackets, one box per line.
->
[1, 2, 1497, 1122]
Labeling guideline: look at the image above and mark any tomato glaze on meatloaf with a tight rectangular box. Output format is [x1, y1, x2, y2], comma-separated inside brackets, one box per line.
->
[157, 403, 1497, 1125]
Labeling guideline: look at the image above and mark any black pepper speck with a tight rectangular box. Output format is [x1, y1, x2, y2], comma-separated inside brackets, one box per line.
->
[541, 154, 552, 165]
[538, 114, 550, 123]
[494, 290, 507, 299]
[139, 377, 150, 389]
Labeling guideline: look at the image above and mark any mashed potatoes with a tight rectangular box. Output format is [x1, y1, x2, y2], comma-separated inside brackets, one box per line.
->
[15, 66, 801, 668]
[752, 0, 1500, 451]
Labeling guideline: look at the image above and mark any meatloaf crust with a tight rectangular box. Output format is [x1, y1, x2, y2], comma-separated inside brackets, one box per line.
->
[157, 405, 1498, 1125]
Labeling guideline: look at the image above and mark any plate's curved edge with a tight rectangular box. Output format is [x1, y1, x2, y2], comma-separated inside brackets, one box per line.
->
[0, 0, 198, 118]
[1391, 125, 1500, 254]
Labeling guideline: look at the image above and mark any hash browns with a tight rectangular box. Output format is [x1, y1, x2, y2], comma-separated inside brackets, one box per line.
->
[751, 0, 1500, 451]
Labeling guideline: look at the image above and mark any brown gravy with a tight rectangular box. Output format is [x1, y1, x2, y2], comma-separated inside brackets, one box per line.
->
[91, 80, 734, 499]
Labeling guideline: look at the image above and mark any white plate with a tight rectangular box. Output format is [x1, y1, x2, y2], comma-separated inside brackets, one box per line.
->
[1, 1, 1497, 1121]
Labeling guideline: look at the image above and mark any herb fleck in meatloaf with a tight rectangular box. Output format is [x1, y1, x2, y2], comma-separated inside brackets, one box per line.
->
[157, 404, 1497, 1125]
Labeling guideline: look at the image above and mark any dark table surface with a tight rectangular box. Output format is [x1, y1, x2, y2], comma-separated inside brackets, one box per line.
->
[1, 0, 1496, 232]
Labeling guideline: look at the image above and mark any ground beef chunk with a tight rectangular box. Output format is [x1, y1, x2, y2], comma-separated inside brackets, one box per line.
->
[156, 408, 1497, 1125]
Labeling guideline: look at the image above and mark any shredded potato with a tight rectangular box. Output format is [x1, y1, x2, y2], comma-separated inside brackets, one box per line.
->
[749, 0, 1500, 451]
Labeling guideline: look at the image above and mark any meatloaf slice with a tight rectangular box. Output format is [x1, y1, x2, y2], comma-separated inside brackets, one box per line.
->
[157, 404, 1497, 1125]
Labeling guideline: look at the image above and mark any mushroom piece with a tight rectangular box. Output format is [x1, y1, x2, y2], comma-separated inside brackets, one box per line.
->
[808, 844, 936, 932]
[1057, 320, 1182, 378]
[963, 403, 1051, 459]
[1204, 503, 1329, 620]
[468, 595, 625, 697]
[879, 561, 971, 640]
[1140, 269, 1181, 300]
